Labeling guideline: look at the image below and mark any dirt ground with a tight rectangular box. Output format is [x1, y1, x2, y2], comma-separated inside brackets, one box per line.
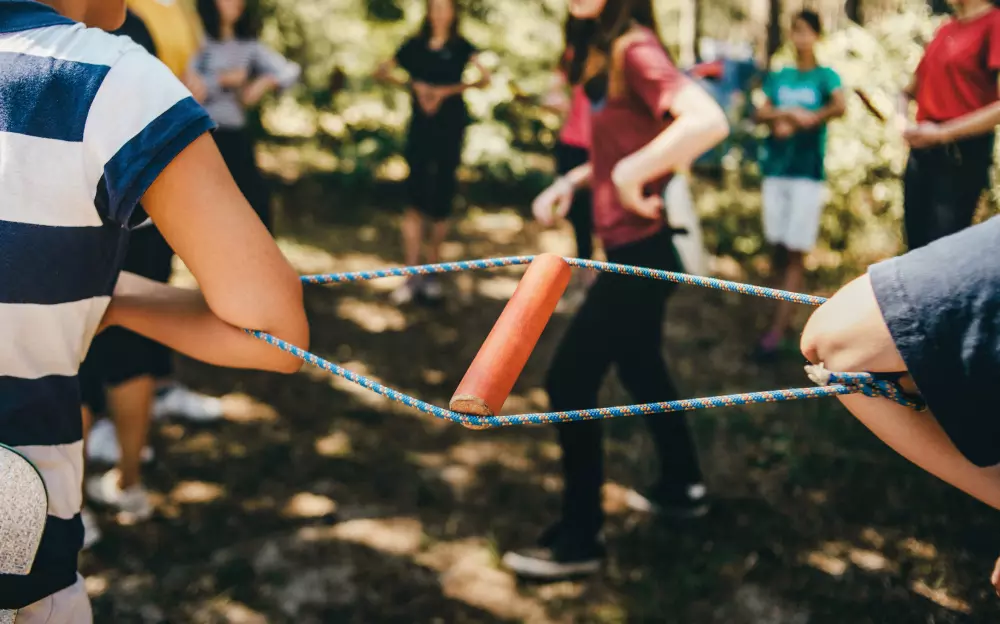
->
[81, 184, 1000, 623]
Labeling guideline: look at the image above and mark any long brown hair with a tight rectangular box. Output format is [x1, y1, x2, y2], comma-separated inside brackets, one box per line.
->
[567, 0, 665, 99]
[417, 0, 460, 42]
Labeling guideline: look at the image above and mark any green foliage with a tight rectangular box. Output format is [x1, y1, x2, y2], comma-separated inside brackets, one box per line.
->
[254, 2, 998, 271]
[254, 0, 566, 192]
[705, 10, 952, 266]
[365, 0, 405, 22]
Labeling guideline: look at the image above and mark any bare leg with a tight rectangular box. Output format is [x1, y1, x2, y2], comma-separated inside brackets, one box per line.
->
[801, 274, 1000, 509]
[767, 249, 805, 340]
[81, 406, 94, 449]
[427, 219, 449, 264]
[106, 375, 155, 490]
[401, 208, 424, 265]
[771, 244, 789, 280]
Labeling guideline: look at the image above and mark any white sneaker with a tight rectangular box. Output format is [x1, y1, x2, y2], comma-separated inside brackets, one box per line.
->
[421, 277, 444, 302]
[81, 507, 101, 550]
[389, 277, 420, 306]
[85, 418, 154, 465]
[153, 385, 224, 422]
[85, 470, 153, 524]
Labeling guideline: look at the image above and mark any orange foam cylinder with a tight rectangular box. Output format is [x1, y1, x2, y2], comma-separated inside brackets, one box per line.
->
[450, 254, 572, 417]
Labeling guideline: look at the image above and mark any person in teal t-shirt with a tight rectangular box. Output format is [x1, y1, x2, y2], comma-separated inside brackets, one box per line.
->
[753, 10, 845, 358]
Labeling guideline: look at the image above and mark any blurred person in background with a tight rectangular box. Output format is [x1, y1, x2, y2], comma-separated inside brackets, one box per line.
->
[82, 0, 225, 545]
[752, 10, 845, 360]
[502, 0, 729, 581]
[376, 0, 491, 305]
[543, 16, 595, 266]
[187, 0, 301, 232]
[898, 0, 1000, 250]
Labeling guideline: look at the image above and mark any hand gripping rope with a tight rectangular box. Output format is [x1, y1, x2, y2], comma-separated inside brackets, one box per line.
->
[247, 254, 925, 430]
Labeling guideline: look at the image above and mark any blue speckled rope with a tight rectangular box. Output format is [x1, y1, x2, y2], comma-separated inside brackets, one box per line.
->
[301, 256, 827, 306]
[247, 256, 925, 429]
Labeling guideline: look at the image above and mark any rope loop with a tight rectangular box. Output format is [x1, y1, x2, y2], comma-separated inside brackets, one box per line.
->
[245, 256, 926, 429]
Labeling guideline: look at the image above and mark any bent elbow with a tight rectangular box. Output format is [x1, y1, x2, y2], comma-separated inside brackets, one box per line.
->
[276, 286, 310, 355]
[259, 321, 309, 374]
[712, 113, 731, 141]
[702, 109, 730, 146]
[254, 278, 310, 374]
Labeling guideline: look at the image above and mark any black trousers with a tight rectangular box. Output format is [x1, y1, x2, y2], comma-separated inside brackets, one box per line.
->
[546, 231, 703, 540]
[554, 141, 594, 260]
[80, 226, 175, 413]
[404, 107, 467, 221]
[214, 127, 272, 232]
[904, 134, 994, 251]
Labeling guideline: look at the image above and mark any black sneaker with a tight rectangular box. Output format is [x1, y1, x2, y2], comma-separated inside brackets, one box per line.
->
[625, 482, 710, 519]
[502, 524, 604, 580]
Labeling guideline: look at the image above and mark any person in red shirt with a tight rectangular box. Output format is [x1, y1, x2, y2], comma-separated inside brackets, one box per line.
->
[500, 0, 729, 581]
[898, 0, 1000, 249]
[541, 16, 595, 262]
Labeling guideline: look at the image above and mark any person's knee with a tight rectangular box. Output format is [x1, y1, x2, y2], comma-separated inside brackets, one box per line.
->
[800, 300, 860, 371]
[799, 316, 825, 366]
[800, 273, 902, 373]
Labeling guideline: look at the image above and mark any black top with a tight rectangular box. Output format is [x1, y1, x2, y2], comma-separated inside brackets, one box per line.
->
[395, 35, 477, 85]
[395, 35, 477, 123]
[869, 215, 1000, 467]
[113, 9, 157, 57]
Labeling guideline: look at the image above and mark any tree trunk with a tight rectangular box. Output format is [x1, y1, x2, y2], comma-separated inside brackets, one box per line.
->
[766, 0, 782, 66]
[928, 0, 951, 14]
[845, 0, 862, 24]
[678, 0, 697, 67]
[693, 0, 703, 62]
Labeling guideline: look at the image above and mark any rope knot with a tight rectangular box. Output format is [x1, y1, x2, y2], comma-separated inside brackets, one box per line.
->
[804, 362, 832, 386]
[804, 363, 927, 412]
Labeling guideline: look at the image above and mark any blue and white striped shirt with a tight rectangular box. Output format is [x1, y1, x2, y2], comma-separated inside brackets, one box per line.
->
[0, 0, 214, 607]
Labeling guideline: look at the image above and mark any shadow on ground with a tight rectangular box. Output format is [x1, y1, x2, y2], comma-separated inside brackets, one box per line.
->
[81, 180, 1000, 623]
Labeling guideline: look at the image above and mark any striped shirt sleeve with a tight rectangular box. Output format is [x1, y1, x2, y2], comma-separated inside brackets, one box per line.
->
[251, 42, 300, 90]
[83, 46, 216, 227]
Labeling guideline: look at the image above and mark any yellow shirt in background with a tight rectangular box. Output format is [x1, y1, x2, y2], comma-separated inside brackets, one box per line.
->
[126, 0, 203, 78]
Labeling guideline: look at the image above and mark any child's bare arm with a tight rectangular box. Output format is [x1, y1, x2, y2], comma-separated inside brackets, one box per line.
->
[105, 271, 302, 372]
[801, 274, 1000, 510]
[110, 133, 309, 373]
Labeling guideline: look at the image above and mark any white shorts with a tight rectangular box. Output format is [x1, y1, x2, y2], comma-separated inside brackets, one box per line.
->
[15, 574, 91, 623]
[761, 177, 826, 252]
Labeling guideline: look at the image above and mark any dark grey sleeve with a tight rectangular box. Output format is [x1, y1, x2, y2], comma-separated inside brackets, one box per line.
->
[868, 216, 1000, 466]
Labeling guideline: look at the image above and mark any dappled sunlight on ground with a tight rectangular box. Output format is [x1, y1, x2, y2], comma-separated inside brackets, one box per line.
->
[192, 598, 269, 624]
[218, 392, 281, 423]
[313, 430, 352, 457]
[283, 493, 338, 519]
[418, 538, 554, 622]
[804, 548, 849, 577]
[335, 296, 409, 333]
[85, 191, 1000, 623]
[170, 481, 227, 505]
[911, 580, 972, 615]
[329, 517, 424, 556]
[475, 274, 521, 301]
